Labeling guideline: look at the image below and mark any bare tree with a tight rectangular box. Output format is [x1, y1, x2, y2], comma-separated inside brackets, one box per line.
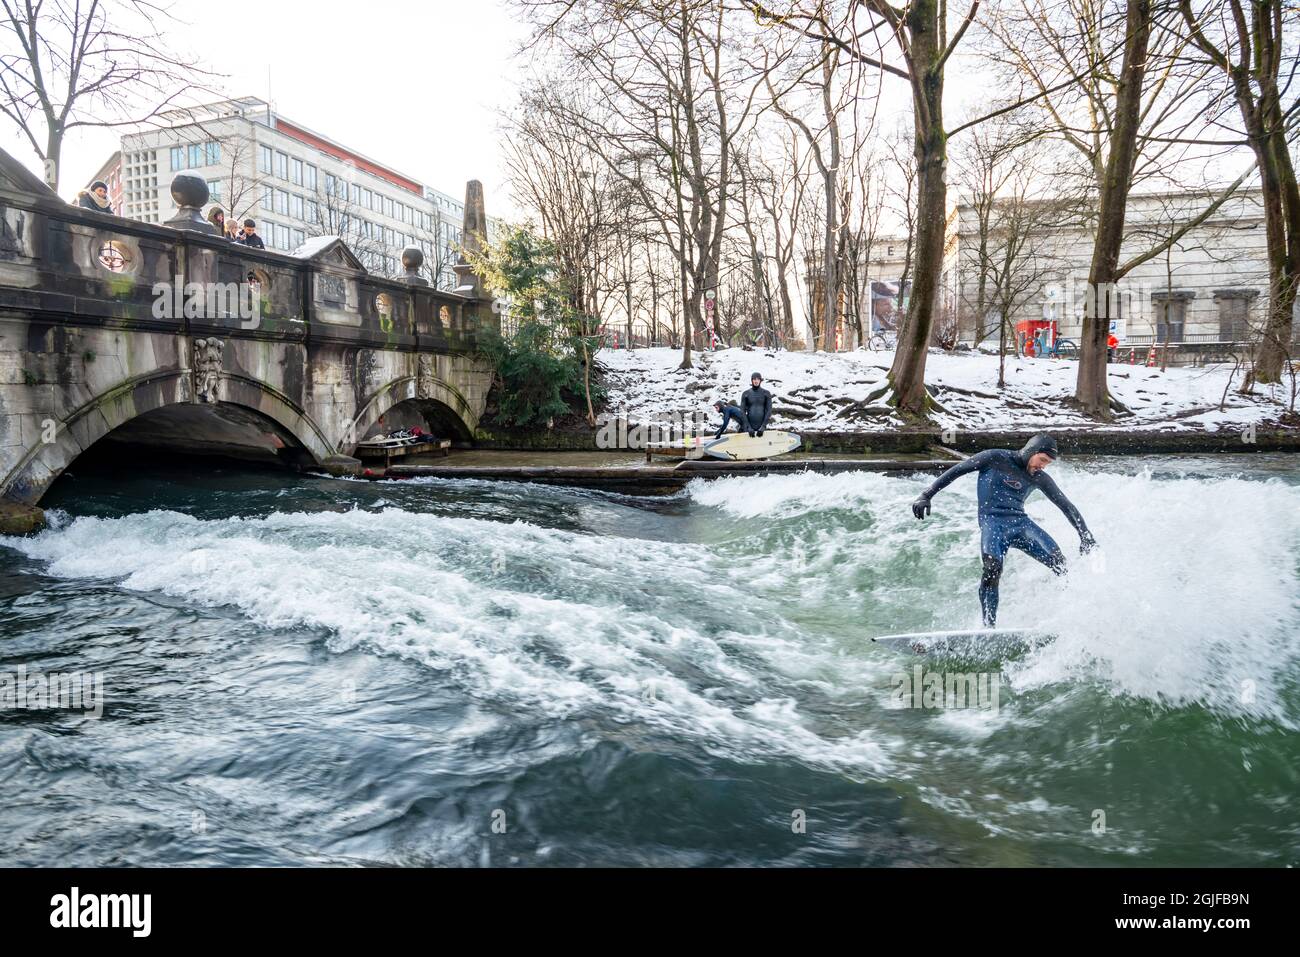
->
[983, 0, 1254, 416]
[0, 0, 215, 192]
[1178, 0, 1299, 387]
[304, 173, 388, 272]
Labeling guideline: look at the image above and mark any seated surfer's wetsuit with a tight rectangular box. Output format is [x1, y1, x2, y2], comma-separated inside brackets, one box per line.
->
[741, 375, 773, 436]
[912, 435, 1095, 626]
[714, 403, 746, 439]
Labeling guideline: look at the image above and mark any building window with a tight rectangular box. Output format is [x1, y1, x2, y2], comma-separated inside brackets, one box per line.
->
[305, 164, 317, 192]
[1154, 296, 1188, 343]
[350, 183, 360, 205]
[187, 143, 203, 168]
[291, 228, 305, 249]
[274, 189, 288, 215]
[170, 146, 184, 171]
[261, 185, 273, 211]
[1215, 291, 1256, 342]
[207, 179, 223, 201]
[362, 188, 372, 210]
[275, 151, 288, 179]
[274, 223, 291, 250]
[306, 200, 319, 224]
[324, 172, 335, 196]
[291, 158, 303, 185]
[259, 145, 272, 174]
[291, 193, 304, 220]
[205, 141, 221, 165]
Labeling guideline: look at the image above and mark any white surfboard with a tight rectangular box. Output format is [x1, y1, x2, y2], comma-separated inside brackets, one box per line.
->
[644, 434, 713, 458]
[700, 430, 802, 461]
[872, 628, 1052, 657]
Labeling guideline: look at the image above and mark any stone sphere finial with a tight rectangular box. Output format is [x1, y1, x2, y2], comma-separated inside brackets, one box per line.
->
[165, 172, 217, 234]
[170, 172, 209, 210]
[400, 245, 428, 286]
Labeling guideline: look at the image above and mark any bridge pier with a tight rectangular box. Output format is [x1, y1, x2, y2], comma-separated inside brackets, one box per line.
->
[0, 500, 44, 535]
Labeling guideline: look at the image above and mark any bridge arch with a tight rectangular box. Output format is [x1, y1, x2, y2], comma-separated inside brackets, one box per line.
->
[347, 374, 479, 450]
[1, 371, 333, 505]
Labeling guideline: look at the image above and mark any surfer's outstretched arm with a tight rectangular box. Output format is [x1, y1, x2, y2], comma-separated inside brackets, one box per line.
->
[1036, 472, 1097, 552]
[911, 450, 997, 519]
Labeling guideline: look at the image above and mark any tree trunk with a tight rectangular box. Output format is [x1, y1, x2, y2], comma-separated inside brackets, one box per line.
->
[1075, 0, 1152, 418]
[889, 111, 945, 405]
[44, 124, 63, 192]
[1240, 39, 1300, 383]
[886, 0, 947, 417]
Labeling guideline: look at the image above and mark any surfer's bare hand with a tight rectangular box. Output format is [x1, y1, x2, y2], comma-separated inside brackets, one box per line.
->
[911, 496, 931, 520]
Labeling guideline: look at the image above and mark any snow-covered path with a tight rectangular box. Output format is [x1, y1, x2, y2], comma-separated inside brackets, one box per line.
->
[599, 346, 1293, 433]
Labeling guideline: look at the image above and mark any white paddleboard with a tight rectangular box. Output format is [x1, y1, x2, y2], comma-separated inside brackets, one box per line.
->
[872, 628, 1052, 657]
[701, 430, 801, 461]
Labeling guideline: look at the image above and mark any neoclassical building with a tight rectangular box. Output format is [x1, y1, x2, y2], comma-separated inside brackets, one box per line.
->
[851, 187, 1289, 364]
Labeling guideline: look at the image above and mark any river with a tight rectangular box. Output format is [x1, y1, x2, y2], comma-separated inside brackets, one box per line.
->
[1, 454, 1297, 866]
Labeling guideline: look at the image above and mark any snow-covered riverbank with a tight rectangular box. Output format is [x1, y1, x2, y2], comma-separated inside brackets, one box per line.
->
[600, 346, 1295, 433]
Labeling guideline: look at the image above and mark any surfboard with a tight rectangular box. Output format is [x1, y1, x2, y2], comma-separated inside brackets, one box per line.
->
[644, 434, 712, 458]
[872, 628, 1052, 657]
[700, 430, 802, 461]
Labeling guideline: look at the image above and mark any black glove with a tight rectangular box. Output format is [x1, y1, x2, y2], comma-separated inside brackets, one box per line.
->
[1080, 531, 1098, 554]
[748, 431, 756, 437]
[757, 429, 764, 437]
[911, 495, 931, 520]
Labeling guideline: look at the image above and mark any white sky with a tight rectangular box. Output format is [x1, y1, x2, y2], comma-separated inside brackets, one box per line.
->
[2, 0, 533, 218]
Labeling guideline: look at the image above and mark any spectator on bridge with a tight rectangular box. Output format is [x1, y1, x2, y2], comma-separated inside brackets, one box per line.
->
[207, 206, 227, 236]
[75, 180, 113, 214]
[236, 219, 265, 249]
[225, 218, 241, 241]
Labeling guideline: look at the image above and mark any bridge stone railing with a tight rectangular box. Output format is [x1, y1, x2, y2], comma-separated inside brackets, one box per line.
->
[0, 159, 496, 354]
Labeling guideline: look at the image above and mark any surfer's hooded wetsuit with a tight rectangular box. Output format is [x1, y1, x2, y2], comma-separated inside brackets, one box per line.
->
[911, 435, 1096, 626]
[713, 401, 747, 439]
[741, 374, 773, 436]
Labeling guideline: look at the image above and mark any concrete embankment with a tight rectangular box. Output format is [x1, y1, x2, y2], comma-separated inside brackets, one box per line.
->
[366, 422, 1300, 496]
[473, 425, 1300, 456]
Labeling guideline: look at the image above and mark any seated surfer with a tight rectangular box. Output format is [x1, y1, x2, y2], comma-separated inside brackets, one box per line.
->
[741, 372, 772, 437]
[910, 435, 1097, 627]
[712, 399, 747, 439]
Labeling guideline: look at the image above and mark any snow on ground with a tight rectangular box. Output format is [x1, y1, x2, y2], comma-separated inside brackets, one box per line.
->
[598, 346, 1294, 432]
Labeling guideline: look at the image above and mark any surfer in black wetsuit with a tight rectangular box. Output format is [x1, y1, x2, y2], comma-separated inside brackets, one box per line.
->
[741, 373, 772, 437]
[910, 435, 1097, 627]
[712, 399, 747, 439]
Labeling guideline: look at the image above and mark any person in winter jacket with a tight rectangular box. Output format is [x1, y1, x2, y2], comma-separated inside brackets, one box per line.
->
[75, 180, 113, 214]
[236, 219, 265, 249]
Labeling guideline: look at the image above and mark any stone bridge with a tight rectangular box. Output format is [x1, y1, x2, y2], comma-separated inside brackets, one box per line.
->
[0, 148, 497, 520]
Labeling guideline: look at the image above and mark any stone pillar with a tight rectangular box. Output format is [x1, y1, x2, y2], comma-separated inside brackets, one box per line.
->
[452, 180, 488, 300]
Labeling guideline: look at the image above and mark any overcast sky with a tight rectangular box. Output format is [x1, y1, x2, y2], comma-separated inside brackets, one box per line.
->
[3, 0, 533, 218]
